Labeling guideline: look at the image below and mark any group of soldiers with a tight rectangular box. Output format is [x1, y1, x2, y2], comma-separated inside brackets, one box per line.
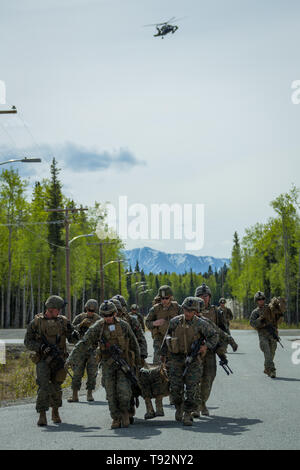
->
[24, 283, 285, 429]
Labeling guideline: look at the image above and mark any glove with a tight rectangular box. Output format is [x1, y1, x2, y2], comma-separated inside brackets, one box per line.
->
[40, 344, 51, 356]
[71, 330, 80, 341]
[229, 338, 238, 352]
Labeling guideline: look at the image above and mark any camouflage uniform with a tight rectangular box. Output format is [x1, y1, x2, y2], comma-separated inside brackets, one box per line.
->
[250, 294, 285, 377]
[71, 302, 100, 394]
[24, 296, 76, 424]
[130, 304, 145, 332]
[161, 298, 219, 426]
[146, 287, 182, 364]
[111, 299, 148, 360]
[218, 298, 233, 333]
[194, 284, 232, 415]
[66, 302, 140, 429]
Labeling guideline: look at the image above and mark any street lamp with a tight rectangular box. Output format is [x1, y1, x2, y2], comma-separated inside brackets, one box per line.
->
[66, 233, 95, 319]
[0, 106, 17, 114]
[0, 157, 42, 166]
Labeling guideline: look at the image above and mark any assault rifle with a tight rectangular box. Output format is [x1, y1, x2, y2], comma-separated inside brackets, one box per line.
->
[100, 339, 142, 407]
[182, 338, 204, 377]
[264, 324, 284, 348]
[218, 353, 233, 375]
[41, 335, 73, 379]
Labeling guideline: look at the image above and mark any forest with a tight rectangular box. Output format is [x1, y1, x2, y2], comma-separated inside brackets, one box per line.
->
[0, 159, 299, 327]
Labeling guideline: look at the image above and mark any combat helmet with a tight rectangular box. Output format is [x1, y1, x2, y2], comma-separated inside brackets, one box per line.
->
[131, 304, 139, 311]
[112, 295, 127, 309]
[109, 298, 123, 312]
[181, 297, 200, 312]
[99, 300, 117, 316]
[219, 297, 226, 305]
[195, 283, 211, 297]
[254, 291, 265, 302]
[158, 285, 173, 298]
[45, 295, 65, 310]
[84, 299, 98, 312]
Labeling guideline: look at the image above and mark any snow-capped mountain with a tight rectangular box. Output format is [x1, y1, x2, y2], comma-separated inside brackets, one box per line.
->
[123, 247, 230, 275]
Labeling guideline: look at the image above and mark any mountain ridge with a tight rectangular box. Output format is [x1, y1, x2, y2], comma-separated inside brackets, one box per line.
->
[123, 247, 230, 275]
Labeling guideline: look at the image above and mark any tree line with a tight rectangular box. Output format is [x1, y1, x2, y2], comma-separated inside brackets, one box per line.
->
[1, 159, 299, 327]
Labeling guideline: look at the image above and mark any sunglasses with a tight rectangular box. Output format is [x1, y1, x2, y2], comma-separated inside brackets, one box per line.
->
[161, 296, 170, 300]
[103, 313, 114, 318]
[88, 309, 95, 312]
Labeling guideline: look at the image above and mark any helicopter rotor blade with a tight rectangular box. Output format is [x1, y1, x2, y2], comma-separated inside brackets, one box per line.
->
[143, 17, 177, 27]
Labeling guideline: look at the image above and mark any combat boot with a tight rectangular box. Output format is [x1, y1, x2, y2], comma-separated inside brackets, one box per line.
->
[87, 390, 94, 401]
[183, 412, 193, 426]
[121, 411, 130, 428]
[111, 418, 121, 429]
[68, 389, 79, 402]
[175, 404, 184, 422]
[144, 398, 156, 420]
[155, 395, 164, 417]
[270, 370, 276, 379]
[52, 407, 62, 424]
[37, 411, 47, 427]
[201, 402, 210, 416]
[191, 405, 200, 418]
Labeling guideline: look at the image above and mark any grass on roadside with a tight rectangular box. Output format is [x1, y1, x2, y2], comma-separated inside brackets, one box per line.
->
[0, 352, 81, 403]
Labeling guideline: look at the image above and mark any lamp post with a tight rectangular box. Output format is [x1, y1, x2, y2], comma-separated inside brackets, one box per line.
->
[0, 106, 17, 114]
[0, 157, 42, 166]
[99, 259, 124, 295]
[66, 233, 95, 319]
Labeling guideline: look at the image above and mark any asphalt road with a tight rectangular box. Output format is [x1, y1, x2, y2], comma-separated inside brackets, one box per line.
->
[0, 330, 300, 450]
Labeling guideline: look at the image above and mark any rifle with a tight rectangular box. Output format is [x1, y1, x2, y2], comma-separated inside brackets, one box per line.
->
[182, 338, 204, 377]
[264, 324, 284, 348]
[218, 353, 233, 375]
[41, 335, 73, 379]
[100, 339, 142, 407]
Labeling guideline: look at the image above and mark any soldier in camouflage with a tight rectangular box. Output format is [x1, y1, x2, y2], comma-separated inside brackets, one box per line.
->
[110, 297, 148, 422]
[130, 304, 145, 332]
[65, 301, 141, 429]
[161, 297, 219, 426]
[191, 296, 238, 418]
[146, 286, 182, 365]
[194, 283, 235, 416]
[24, 295, 77, 427]
[250, 292, 285, 378]
[218, 298, 234, 333]
[110, 298, 148, 362]
[68, 299, 100, 403]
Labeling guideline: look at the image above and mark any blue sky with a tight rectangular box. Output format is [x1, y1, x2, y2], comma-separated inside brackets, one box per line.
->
[0, 0, 299, 257]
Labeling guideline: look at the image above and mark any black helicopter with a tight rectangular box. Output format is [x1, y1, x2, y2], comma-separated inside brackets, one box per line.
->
[144, 17, 183, 38]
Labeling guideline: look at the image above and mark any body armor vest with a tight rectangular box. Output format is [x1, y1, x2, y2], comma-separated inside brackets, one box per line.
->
[173, 315, 200, 354]
[100, 318, 130, 362]
[34, 313, 67, 353]
[153, 302, 180, 338]
[202, 305, 218, 326]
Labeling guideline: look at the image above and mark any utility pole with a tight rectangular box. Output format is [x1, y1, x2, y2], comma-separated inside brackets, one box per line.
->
[87, 241, 117, 303]
[118, 260, 122, 294]
[45, 207, 88, 320]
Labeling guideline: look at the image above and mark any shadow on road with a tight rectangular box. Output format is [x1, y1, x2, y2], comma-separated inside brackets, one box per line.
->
[79, 415, 262, 440]
[43, 423, 101, 433]
[71, 401, 107, 406]
[274, 377, 300, 382]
